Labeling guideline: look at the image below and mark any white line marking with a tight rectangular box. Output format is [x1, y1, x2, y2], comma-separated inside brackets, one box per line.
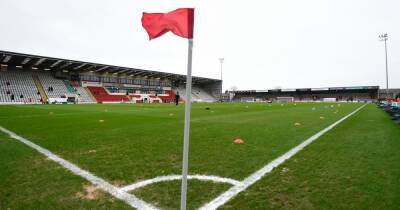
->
[0, 126, 159, 210]
[0, 109, 143, 119]
[199, 103, 368, 210]
[120, 175, 242, 192]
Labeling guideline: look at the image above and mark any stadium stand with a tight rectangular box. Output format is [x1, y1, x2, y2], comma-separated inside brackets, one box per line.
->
[75, 86, 95, 103]
[0, 70, 41, 104]
[379, 100, 400, 124]
[378, 89, 400, 99]
[0, 50, 222, 104]
[37, 72, 71, 99]
[87, 86, 130, 103]
[63, 80, 76, 93]
[192, 87, 217, 102]
[175, 86, 216, 102]
[158, 90, 177, 103]
[67, 80, 95, 104]
[148, 95, 162, 103]
[130, 94, 142, 103]
[231, 87, 380, 102]
[175, 87, 194, 102]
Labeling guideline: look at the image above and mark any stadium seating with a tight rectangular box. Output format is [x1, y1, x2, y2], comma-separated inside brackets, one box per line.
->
[176, 86, 216, 102]
[148, 95, 162, 103]
[130, 94, 142, 103]
[37, 72, 71, 98]
[0, 70, 41, 104]
[379, 101, 400, 124]
[68, 81, 95, 104]
[87, 86, 130, 103]
[158, 90, 177, 103]
[192, 87, 217, 102]
[176, 87, 196, 102]
[63, 80, 76, 93]
[75, 86, 95, 103]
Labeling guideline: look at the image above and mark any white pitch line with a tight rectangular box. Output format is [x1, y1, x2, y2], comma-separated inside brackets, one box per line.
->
[199, 103, 368, 210]
[0, 126, 159, 210]
[121, 174, 242, 192]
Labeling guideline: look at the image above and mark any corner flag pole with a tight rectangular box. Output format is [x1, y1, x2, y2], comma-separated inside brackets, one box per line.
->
[180, 38, 194, 210]
[141, 8, 195, 209]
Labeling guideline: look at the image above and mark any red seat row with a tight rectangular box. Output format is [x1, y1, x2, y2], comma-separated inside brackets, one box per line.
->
[87, 86, 130, 103]
[159, 90, 176, 103]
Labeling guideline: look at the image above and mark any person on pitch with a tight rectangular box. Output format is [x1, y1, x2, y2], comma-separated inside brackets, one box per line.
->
[175, 91, 180, 106]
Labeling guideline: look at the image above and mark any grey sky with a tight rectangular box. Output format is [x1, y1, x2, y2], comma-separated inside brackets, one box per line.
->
[0, 0, 398, 90]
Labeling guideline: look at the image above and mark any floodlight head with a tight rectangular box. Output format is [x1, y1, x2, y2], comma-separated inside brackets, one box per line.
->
[379, 33, 388, 41]
[219, 57, 224, 63]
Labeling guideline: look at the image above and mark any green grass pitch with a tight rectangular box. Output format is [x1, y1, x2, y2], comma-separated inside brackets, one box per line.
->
[0, 102, 399, 209]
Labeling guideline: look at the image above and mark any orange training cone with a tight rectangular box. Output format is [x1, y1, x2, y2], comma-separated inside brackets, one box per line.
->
[234, 138, 244, 144]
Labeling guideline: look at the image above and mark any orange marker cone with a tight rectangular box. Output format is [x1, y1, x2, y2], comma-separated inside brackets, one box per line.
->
[234, 138, 244, 144]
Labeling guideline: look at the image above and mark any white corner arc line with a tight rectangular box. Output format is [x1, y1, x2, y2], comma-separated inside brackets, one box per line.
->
[120, 174, 242, 192]
[0, 126, 159, 210]
[199, 103, 368, 210]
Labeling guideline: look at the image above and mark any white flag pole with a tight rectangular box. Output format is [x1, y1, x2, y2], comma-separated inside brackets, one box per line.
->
[180, 38, 193, 210]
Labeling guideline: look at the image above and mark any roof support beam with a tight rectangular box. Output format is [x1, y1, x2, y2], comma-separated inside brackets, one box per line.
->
[132, 71, 147, 76]
[160, 73, 173, 79]
[59, 62, 73, 69]
[144, 73, 157, 78]
[34, 58, 46, 66]
[94, 66, 109, 72]
[2, 55, 12, 63]
[83, 65, 96, 71]
[50, 60, 63, 68]
[74, 63, 87, 70]
[21, 57, 31, 65]
[118, 69, 131, 74]
[108, 67, 121, 73]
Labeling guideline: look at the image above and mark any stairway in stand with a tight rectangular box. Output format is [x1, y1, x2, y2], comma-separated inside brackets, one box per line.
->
[32, 73, 48, 103]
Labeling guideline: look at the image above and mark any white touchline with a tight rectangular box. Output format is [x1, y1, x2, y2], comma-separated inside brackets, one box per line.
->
[199, 103, 368, 210]
[120, 174, 242, 192]
[0, 126, 159, 210]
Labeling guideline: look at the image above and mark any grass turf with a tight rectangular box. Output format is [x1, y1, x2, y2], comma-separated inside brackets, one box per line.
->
[221, 104, 400, 209]
[0, 102, 397, 209]
[0, 131, 131, 209]
[133, 180, 231, 210]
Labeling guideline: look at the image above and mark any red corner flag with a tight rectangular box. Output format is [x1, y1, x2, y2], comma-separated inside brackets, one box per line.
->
[141, 8, 194, 40]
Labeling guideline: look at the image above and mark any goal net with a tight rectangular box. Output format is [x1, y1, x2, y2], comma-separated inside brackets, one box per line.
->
[276, 97, 294, 103]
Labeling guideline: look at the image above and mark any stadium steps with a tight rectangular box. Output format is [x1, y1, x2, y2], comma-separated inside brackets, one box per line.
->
[32, 74, 48, 103]
[63, 80, 76, 93]
[85, 87, 98, 103]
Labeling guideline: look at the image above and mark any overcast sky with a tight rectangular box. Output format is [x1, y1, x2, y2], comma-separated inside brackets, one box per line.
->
[0, 0, 398, 90]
